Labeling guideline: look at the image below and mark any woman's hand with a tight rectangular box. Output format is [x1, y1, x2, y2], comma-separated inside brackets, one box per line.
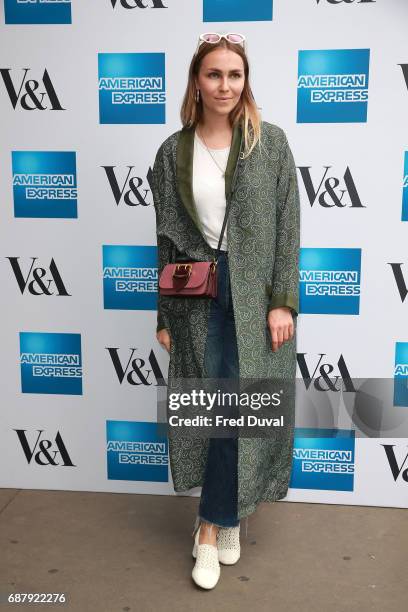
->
[156, 328, 171, 353]
[267, 307, 294, 352]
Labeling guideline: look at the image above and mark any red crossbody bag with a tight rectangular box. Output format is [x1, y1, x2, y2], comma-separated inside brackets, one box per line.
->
[158, 196, 232, 298]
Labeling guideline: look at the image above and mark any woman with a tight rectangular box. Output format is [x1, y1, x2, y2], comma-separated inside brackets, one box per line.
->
[151, 32, 300, 589]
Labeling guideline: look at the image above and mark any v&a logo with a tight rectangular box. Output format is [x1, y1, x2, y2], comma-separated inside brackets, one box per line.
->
[7, 257, 70, 296]
[1, 68, 64, 110]
[14, 429, 76, 466]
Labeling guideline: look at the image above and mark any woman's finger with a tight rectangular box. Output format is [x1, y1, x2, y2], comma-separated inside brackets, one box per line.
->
[278, 326, 284, 349]
[271, 326, 284, 352]
[271, 326, 279, 352]
[270, 322, 295, 351]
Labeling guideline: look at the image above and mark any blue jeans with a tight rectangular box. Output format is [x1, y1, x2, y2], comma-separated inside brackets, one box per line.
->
[198, 250, 240, 528]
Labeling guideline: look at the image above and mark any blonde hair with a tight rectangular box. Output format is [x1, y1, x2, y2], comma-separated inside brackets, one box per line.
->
[180, 38, 262, 159]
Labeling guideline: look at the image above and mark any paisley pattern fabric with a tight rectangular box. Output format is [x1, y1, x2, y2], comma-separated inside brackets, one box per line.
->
[151, 120, 300, 519]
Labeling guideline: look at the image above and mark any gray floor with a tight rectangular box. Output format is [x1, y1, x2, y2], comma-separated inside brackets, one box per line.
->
[1, 488, 406, 612]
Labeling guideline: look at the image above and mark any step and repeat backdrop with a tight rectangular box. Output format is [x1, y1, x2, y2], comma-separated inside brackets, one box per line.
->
[1, 0, 407, 508]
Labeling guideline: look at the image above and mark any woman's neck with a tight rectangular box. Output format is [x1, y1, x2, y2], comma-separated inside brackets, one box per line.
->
[196, 118, 233, 149]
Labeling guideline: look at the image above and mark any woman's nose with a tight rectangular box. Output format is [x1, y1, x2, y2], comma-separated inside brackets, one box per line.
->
[219, 78, 230, 90]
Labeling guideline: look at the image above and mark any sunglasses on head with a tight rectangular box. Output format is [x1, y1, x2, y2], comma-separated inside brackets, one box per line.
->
[194, 32, 246, 56]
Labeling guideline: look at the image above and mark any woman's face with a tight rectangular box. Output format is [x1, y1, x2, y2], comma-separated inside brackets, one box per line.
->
[195, 48, 245, 117]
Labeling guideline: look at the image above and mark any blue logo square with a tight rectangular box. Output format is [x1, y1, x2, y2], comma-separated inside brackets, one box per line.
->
[290, 428, 355, 491]
[203, 0, 273, 21]
[98, 53, 165, 124]
[107, 421, 168, 482]
[297, 49, 370, 123]
[300, 248, 361, 315]
[394, 342, 408, 407]
[20, 332, 82, 395]
[103, 245, 158, 310]
[402, 152, 408, 222]
[4, 0, 72, 24]
[12, 151, 77, 218]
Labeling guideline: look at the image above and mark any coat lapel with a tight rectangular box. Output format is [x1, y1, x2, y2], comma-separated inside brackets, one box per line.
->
[176, 121, 243, 237]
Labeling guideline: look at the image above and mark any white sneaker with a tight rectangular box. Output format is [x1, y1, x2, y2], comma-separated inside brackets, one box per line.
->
[216, 524, 240, 565]
[191, 525, 220, 589]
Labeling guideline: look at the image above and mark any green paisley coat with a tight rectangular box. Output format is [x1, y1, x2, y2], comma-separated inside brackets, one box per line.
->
[151, 119, 300, 519]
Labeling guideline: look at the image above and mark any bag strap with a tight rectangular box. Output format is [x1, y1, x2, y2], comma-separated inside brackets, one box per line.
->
[214, 131, 243, 262]
[172, 200, 232, 265]
[213, 196, 233, 262]
[170, 241, 177, 264]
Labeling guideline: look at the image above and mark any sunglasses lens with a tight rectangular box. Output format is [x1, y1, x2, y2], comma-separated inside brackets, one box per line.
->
[203, 33, 220, 43]
[227, 34, 244, 43]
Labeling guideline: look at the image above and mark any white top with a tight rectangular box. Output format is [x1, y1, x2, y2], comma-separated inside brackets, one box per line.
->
[192, 131, 230, 251]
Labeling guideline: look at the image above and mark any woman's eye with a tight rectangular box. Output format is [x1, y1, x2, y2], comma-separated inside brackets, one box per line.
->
[208, 72, 241, 78]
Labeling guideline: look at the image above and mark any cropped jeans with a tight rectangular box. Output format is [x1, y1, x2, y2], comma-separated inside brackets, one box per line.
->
[196, 249, 240, 529]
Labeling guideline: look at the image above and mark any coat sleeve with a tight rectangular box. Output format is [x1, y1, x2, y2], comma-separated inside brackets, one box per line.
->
[151, 143, 174, 334]
[268, 131, 300, 318]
